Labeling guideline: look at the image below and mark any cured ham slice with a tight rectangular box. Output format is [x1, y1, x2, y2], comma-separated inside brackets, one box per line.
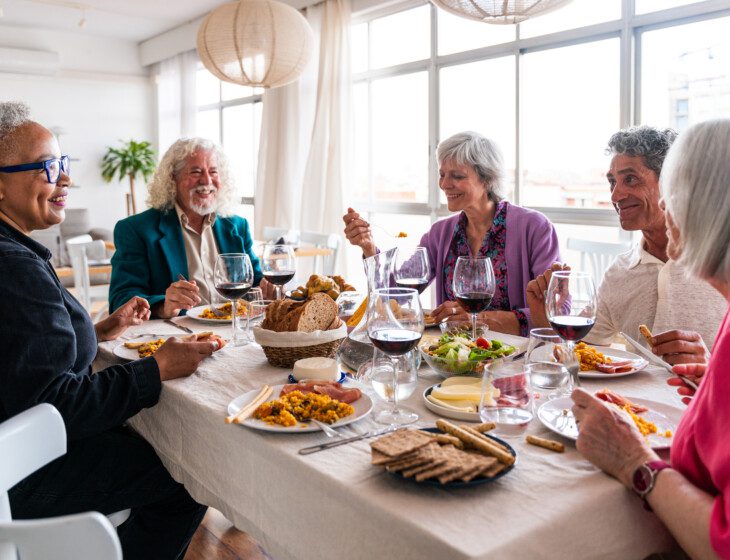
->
[279, 380, 361, 403]
[595, 389, 649, 414]
[594, 359, 636, 374]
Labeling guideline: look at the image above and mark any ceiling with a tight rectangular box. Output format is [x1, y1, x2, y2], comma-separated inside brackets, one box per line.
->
[0, 0, 279, 42]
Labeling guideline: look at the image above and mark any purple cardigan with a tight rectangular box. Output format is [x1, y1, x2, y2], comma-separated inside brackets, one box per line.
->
[419, 202, 561, 329]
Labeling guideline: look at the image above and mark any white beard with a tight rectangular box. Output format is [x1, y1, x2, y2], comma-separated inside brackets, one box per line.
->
[188, 185, 217, 216]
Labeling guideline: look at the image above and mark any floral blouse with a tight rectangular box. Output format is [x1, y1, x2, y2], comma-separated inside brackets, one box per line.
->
[442, 201, 529, 336]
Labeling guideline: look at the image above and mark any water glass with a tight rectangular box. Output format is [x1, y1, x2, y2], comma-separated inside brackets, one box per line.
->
[525, 328, 577, 401]
[248, 299, 274, 329]
[479, 360, 533, 436]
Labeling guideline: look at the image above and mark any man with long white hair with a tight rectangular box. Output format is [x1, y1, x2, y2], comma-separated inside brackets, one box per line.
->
[110, 138, 268, 318]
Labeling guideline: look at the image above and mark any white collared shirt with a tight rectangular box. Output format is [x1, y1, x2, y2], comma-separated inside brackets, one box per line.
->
[175, 203, 219, 305]
[588, 241, 727, 349]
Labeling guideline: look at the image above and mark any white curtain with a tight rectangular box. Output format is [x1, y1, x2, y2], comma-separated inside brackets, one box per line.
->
[255, 0, 351, 272]
[153, 50, 198, 156]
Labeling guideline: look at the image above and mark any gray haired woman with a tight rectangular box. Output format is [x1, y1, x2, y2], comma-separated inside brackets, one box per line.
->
[572, 119, 730, 559]
[342, 131, 561, 335]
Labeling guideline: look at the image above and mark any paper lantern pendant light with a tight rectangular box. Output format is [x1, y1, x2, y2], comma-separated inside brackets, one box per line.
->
[197, 0, 314, 89]
[430, 0, 574, 24]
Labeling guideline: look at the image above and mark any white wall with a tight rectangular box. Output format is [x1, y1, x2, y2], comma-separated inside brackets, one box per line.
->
[0, 25, 155, 231]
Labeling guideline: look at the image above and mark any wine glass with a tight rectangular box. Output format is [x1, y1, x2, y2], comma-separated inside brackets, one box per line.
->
[262, 244, 296, 300]
[366, 287, 424, 425]
[525, 328, 577, 401]
[214, 253, 254, 347]
[545, 271, 597, 389]
[453, 256, 495, 340]
[394, 246, 430, 295]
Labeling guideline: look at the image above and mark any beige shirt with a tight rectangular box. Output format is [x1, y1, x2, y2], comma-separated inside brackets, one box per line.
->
[175, 203, 219, 305]
[589, 241, 727, 349]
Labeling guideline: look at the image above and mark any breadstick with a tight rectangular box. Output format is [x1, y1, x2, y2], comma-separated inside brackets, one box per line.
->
[472, 422, 496, 433]
[459, 425, 511, 454]
[526, 435, 565, 453]
[436, 419, 514, 465]
[226, 385, 272, 424]
[638, 324, 653, 345]
[415, 430, 464, 449]
[124, 341, 145, 349]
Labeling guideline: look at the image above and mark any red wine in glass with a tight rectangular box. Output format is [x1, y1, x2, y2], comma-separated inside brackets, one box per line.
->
[369, 328, 422, 356]
[215, 282, 252, 300]
[395, 278, 429, 294]
[263, 271, 295, 286]
[455, 293, 493, 314]
[548, 316, 595, 342]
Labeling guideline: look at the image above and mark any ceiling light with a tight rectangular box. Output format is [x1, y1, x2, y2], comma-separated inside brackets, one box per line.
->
[430, 0, 575, 24]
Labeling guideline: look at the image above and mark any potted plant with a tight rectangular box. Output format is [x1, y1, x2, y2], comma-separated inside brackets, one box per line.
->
[101, 140, 157, 215]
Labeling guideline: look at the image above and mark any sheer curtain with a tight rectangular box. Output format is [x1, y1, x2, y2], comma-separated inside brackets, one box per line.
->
[255, 0, 351, 272]
[153, 50, 198, 156]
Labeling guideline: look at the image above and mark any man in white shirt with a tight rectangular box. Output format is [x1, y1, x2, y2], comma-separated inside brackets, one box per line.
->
[527, 126, 726, 364]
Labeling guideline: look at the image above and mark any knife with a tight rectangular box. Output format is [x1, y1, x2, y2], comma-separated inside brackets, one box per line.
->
[164, 319, 194, 334]
[298, 426, 400, 455]
[620, 331, 699, 391]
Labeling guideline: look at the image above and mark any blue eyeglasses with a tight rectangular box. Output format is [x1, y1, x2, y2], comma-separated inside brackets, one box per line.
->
[0, 155, 70, 184]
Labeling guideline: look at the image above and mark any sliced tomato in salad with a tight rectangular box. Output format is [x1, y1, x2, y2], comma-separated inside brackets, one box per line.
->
[475, 337, 491, 349]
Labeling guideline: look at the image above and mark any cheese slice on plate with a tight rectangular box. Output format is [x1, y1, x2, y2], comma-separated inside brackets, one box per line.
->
[426, 394, 477, 412]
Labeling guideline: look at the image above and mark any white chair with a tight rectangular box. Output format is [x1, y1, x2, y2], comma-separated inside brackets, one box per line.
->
[66, 234, 111, 317]
[566, 238, 630, 282]
[0, 404, 122, 560]
[299, 231, 341, 276]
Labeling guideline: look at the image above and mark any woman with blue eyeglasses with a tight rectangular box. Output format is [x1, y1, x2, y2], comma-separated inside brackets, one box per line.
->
[0, 101, 212, 559]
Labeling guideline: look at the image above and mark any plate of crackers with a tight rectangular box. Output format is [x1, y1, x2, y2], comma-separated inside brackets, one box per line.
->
[370, 419, 516, 488]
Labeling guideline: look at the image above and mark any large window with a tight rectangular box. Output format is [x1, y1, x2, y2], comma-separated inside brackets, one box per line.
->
[195, 66, 262, 227]
[349, 0, 730, 273]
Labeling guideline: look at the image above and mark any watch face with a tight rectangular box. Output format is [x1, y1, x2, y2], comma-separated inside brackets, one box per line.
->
[633, 465, 652, 494]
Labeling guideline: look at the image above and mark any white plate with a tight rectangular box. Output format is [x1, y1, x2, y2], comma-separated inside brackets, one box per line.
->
[227, 384, 373, 433]
[186, 304, 236, 323]
[537, 395, 681, 450]
[113, 335, 168, 361]
[578, 347, 649, 379]
[422, 383, 480, 422]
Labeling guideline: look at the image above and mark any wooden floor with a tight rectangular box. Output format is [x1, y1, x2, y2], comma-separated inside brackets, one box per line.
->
[185, 508, 271, 560]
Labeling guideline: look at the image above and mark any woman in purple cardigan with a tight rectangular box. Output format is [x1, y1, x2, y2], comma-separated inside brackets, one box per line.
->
[343, 131, 561, 336]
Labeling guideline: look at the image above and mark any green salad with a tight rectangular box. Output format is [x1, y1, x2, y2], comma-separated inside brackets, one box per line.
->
[421, 332, 517, 375]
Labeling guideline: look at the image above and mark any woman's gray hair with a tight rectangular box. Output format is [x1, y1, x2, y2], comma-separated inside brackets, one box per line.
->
[146, 137, 236, 216]
[661, 119, 730, 284]
[0, 101, 32, 165]
[606, 126, 677, 177]
[436, 131, 504, 202]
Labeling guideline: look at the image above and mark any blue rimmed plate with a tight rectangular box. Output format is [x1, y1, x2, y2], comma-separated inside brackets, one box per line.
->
[287, 372, 347, 384]
[387, 427, 516, 488]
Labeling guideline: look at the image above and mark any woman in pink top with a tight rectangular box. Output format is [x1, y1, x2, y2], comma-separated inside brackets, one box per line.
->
[572, 119, 730, 559]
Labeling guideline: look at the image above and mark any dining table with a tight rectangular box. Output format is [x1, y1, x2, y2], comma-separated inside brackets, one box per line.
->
[95, 319, 681, 560]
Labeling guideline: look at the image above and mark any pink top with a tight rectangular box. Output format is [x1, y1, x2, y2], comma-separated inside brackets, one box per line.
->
[671, 302, 730, 557]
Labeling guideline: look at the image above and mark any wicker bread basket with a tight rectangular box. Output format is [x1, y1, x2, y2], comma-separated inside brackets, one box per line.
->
[252, 322, 348, 368]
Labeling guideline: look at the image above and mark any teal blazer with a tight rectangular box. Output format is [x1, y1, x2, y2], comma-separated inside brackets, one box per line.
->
[109, 208, 262, 316]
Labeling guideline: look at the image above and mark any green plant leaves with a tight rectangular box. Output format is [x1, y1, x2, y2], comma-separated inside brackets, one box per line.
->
[101, 139, 157, 184]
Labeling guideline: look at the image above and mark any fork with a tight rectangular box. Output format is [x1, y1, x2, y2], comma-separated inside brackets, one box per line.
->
[310, 419, 341, 438]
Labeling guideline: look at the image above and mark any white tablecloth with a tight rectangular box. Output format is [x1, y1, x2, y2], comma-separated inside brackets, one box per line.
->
[97, 319, 679, 560]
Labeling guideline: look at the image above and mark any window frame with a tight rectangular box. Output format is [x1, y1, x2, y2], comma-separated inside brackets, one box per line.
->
[351, 0, 730, 238]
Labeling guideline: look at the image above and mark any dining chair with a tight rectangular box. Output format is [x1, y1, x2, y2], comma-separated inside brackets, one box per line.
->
[566, 238, 630, 283]
[0, 404, 122, 560]
[66, 234, 111, 318]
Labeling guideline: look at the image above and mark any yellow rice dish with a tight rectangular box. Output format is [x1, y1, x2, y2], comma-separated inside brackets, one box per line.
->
[200, 301, 247, 320]
[253, 391, 354, 427]
[123, 338, 166, 358]
[573, 341, 612, 371]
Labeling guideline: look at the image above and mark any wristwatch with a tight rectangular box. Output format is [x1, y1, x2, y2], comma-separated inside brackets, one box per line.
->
[632, 460, 671, 509]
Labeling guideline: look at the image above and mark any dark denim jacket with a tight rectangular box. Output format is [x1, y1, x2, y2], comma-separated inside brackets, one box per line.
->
[0, 219, 161, 440]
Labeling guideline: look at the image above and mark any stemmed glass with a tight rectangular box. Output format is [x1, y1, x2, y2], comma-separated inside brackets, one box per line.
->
[214, 253, 254, 347]
[262, 244, 296, 300]
[367, 287, 424, 425]
[394, 246, 430, 295]
[545, 271, 597, 389]
[453, 256, 495, 340]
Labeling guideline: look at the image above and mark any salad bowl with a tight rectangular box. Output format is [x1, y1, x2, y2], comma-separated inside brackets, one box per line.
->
[419, 332, 517, 378]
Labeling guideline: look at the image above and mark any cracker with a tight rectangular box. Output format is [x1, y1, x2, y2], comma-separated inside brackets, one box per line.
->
[481, 461, 507, 478]
[370, 429, 433, 458]
[401, 458, 448, 478]
[371, 449, 392, 465]
[415, 462, 459, 482]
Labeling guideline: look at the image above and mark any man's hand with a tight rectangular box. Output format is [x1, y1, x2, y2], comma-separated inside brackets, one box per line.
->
[153, 337, 218, 381]
[667, 363, 706, 405]
[157, 279, 202, 319]
[525, 263, 570, 328]
[343, 207, 376, 258]
[258, 278, 277, 300]
[649, 330, 709, 365]
[95, 296, 150, 342]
